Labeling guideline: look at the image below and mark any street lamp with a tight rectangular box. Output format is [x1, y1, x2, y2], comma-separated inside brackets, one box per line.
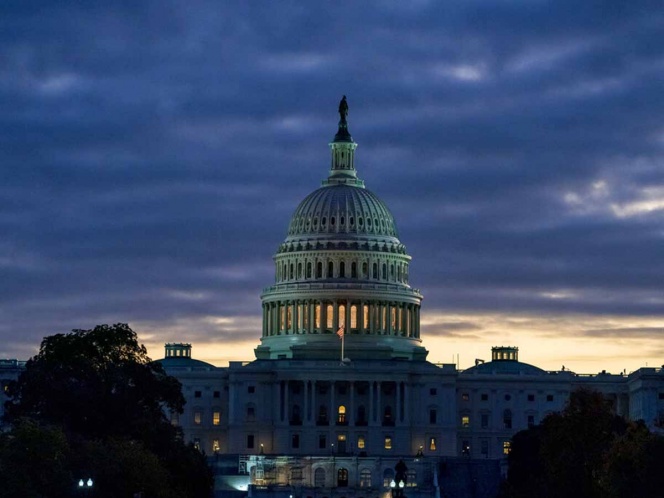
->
[78, 478, 93, 493]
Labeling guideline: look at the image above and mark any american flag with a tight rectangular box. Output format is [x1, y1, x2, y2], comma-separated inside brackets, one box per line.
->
[336, 326, 345, 339]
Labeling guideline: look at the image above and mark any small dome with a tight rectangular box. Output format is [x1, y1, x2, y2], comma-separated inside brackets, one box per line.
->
[287, 184, 398, 238]
[461, 360, 546, 376]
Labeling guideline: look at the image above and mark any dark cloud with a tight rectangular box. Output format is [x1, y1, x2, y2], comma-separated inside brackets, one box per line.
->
[1, 1, 663, 363]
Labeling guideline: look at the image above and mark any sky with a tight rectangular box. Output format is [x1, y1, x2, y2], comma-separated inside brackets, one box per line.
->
[1, 1, 663, 374]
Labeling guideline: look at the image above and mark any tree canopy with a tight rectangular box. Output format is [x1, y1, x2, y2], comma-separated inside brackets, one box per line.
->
[502, 387, 664, 498]
[2, 323, 213, 498]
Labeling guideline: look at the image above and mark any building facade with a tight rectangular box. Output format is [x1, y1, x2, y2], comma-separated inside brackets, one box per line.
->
[155, 103, 664, 497]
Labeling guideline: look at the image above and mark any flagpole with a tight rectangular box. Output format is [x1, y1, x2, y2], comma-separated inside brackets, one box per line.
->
[341, 328, 345, 362]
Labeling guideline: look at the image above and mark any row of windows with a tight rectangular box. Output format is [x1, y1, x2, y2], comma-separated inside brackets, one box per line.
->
[268, 302, 416, 336]
[276, 259, 408, 284]
[460, 392, 556, 402]
[460, 410, 544, 429]
[289, 212, 395, 235]
[193, 390, 222, 398]
[461, 439, 512, 457]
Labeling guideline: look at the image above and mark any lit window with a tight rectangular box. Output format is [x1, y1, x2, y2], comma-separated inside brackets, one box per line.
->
[315, 304, 321, 328]
[384, 436, 392, 449]
[194, 411, 202, 425]
[213, 411, 221, 425]
[357, 436, 365, 449]
[503, 441, 511, 455]
[461, 415, 470, 427]
[212, 439, 220, 452]
[287, 306, 292, 328]
[338, 405, 346, 423]
[350, 305, 357, 328]
[363, 305, 369, 328]
[429, 437, 437, 451]
[326, 304, 334, 328]
[339, 304, 346, 328]
[406, 469, 417, 487]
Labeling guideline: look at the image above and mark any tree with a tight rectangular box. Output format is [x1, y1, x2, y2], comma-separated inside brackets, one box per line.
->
[503, 388, 628, 498]
[601, 420, 664, 498]
[3, 323, 213, 497]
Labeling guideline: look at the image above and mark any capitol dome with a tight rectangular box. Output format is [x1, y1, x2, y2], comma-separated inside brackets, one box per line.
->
[256, 98, 426, 362]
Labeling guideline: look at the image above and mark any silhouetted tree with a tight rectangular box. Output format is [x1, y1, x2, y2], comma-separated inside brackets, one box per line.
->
[3, 323, 213, 498]
[503, 388, 628, 498]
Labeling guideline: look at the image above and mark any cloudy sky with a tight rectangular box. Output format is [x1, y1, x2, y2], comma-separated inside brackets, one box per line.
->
[2, 1, 663, 373]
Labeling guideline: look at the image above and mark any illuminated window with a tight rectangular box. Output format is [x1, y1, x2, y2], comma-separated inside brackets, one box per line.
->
[287, 306, 292, 329]
[503, 441, 512, 455]
[212, 439, 220, 452]
[384, 436, 392, 449]
[406, 469, 417, 487]
[429, 437, 437, 451]
[194, 411, 202, 425]
[326, 304, 334, 329]
[383, 469, 395, 488]
[363, 305, 369, 328]
[315, 304, 321, 328]
[280, 307, 286, 330]
[461, 415, 470, 427]
[391, 308, 396, 329]
[213, 411, 221, 425]
[301, 304, 307, 329]
[350, 305, 357, 328]
[338, 405, 346, 423]
[360, 469, 371, 487]
[337, 468, 349, 487]
[338, 304, 346, 328]
[357, 436, 365, 449]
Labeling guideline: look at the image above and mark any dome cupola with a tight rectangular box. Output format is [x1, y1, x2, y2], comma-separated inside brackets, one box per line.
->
[256, 97, 426, 361]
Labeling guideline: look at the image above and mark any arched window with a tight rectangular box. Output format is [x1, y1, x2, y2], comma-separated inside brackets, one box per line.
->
[350, 305, 357, 329]
[337, 468, 349, 487]
[314, 468, 326, 487]
[351, 262, 357, 278]
[372, 263, 378, 279]
[338, 304, 346, 329]
[290, 263, 294, 279]
[503, 409, 513, 429]
[315, 304, 321, 328]
[326, 304, 334, 329]
[328, 261, 334, 278]
[337, 405, 346, 424]
[339, 261, 346, 278]
[362, 262, 368, 277]
[360, 469, 372, 488]
[297, 263, 302, 278]
[382, 263, 387, 280]
[317, 262, 323, 278]
[306, 262, 312, 278]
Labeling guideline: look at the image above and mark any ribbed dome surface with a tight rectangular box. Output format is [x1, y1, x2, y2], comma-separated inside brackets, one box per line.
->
[287, 184, 398, 237]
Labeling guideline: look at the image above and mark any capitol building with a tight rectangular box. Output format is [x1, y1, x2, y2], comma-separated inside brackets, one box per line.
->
[2, 99, 663, 498]
[155, 100, 664, 498]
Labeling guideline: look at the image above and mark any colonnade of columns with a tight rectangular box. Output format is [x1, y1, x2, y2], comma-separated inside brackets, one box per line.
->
[262, 300, 420, 339]
[276, 380, 410, 427]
